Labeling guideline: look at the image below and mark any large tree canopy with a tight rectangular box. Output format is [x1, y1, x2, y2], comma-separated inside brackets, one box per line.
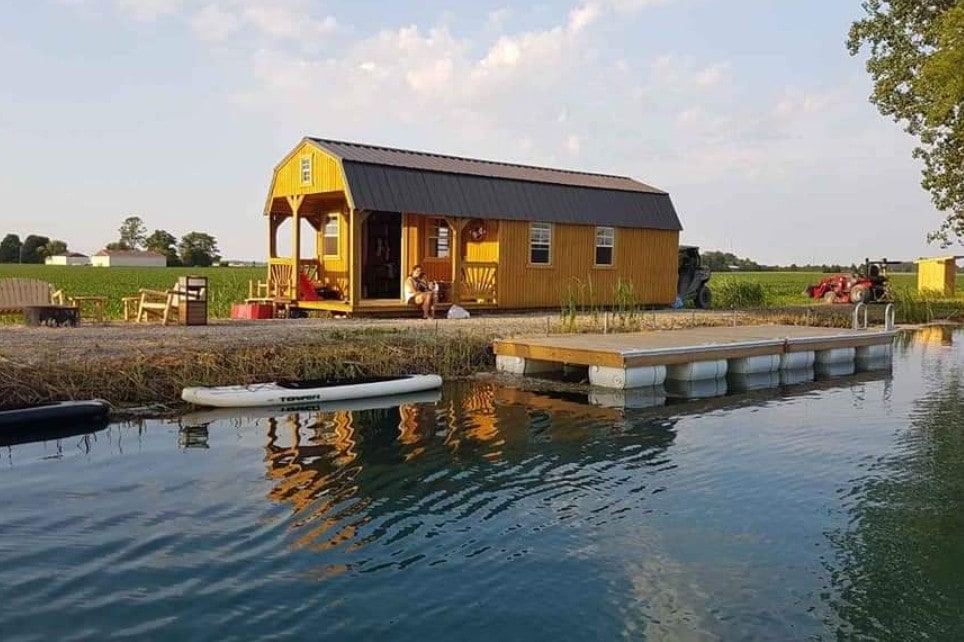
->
[178, 232, 220, 267]
[145, 229, 181, 266]
[848, 0, 964, 245]
[0, 234, 21, 263]
[118, 215, 147, 250]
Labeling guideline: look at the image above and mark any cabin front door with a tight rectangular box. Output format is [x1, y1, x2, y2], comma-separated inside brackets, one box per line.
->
[362, 211, 402, 299]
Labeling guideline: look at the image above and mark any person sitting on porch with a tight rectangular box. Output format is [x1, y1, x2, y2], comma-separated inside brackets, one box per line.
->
[405, 265, 437, 319]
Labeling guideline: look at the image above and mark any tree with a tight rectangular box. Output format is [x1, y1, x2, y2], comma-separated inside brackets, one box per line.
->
[178, 232, 220, 267]
[0, 234, 21, 263]
[145, 229, 181, 266]
[848, 1, 964, 245]
[40, 239, 68, 258]
[105, 241, 130, 251]
[118, 215, 147, 250]
[19, 235, 49, 264]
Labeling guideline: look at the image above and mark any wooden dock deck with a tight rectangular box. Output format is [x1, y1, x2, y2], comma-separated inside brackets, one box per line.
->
[493, 324, 896, 390]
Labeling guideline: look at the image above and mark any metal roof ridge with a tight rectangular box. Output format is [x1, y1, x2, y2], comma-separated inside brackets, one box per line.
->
[307, 136, 662, 189]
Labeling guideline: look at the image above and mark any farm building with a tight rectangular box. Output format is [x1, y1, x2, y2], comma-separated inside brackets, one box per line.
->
[44, 252, 90, 266]
[92, 249, 167, 268]
[260, 137, 683, 315]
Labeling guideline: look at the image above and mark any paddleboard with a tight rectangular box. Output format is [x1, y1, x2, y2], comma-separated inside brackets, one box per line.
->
[179, 389, 442, 425]
[0, 400, 111, 447]
[181, 374, 443, 408]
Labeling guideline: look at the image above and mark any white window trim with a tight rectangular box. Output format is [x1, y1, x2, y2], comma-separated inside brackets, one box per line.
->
[528, 222, 552, 266]
[594, 226, 615, 267]
[322, 213, 340, 258]
[426, 218, 451, 259]
[300, 155, 312, 185]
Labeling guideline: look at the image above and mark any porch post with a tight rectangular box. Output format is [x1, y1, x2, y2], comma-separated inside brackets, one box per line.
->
[446, 217, 469, 305]
[286, 195, 304, 297]
[349, 209, 370, 306]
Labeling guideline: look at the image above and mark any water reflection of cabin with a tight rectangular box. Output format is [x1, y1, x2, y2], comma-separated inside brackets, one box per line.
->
[262, 137, 684, 315]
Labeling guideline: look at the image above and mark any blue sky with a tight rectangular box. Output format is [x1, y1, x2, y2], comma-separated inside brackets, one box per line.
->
[0, 0, 947, 264]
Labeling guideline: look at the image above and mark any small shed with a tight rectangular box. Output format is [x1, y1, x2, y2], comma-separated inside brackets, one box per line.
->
[44, 252, 90, 266]
[914, 256, 963, 297]
[92, 250, 167, 268]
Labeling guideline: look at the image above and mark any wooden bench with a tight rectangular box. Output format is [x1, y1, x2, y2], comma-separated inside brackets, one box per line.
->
[0, 278, 68, 319]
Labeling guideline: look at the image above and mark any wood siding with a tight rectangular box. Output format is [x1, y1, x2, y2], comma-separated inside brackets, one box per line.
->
[498, 221, 678, 308]
[316, 211, 350, 295]
[401, 216, 501, 283]
[270, 142, 345, 200]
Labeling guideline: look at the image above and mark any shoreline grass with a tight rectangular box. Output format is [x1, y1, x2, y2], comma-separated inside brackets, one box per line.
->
[5, 308, 952, 411]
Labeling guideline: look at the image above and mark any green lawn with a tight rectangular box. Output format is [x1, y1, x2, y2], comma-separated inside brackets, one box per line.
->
[0, 265, 264, 319]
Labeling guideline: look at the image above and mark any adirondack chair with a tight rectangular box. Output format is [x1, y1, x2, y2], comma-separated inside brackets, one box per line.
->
[136, 287, 178, 324]
[0, 278, 66, 317]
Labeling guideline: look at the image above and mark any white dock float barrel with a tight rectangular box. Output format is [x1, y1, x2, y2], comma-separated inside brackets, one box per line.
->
[815, 347, 856, 365]
[780, 352, 815, 371]
[728, 354, 780, 375]
[667, 359, 728, 381]
[728, 371, 781, 393]
[589, 387, 667, 409]
[589, 365, 666, 390]
[856, 344, 893, 361]
[665, 378, 728, 399]
[780, 368, 815, 386]
[496, 356, 560, 376]
[816, 361, 856, 378]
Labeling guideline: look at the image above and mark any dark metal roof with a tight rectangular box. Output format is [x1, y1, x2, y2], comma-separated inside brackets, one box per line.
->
[307, 138, 683, 231]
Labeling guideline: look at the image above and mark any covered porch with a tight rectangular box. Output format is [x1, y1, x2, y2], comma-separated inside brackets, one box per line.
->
[258, 194, 500, 315]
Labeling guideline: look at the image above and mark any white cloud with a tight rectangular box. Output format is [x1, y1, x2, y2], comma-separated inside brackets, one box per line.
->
[693, 62, 730, 88]
[241, 4, 337, 40]
[190, 4, 240, 43]
[117, 0, 182, 21]
[608, 0, 669, 14]
[566, 134, 582, 155]
[568, 3, 602, 34]
[487, 8, 512, 30]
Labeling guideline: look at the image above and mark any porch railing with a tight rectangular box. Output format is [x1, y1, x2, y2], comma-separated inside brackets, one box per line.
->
[460, 261, 497, 305]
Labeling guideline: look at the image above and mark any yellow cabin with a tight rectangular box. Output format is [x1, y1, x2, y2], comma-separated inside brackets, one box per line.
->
[260, 137, 683, 315]
[915, 256, 962, 297]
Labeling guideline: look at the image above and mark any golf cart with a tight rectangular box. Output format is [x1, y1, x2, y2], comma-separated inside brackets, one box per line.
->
[678, 245, 712, 308]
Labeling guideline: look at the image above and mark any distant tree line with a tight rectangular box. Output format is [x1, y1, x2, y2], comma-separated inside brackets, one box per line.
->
[109, 215, 221, 267]
[0, 234, 69, 264]
[700, 251, 922, 273]
[1, 215, 222, 267]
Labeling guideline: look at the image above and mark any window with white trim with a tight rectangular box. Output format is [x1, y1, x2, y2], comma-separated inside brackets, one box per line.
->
[595, 226, 615, 266]
[323, 214, 339, 256]
[300, 156, 312, 184]
[427, 219, 450, 258]
[530, 223, 551, 265]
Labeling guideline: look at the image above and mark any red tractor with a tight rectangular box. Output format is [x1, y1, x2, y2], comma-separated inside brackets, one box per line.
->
[804, 258, 900, 304]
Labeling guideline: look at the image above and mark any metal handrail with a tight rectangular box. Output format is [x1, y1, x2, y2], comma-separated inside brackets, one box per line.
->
[852, 302, 869, 330]
[885, 303, 896, 331]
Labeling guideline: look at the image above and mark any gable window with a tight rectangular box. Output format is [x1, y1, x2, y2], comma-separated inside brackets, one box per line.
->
[323, 214, 340, 256]
[529, 223, 551, 265]
[300, 156, 312, 184]
[595, 226, 615, 266]
[427, 219, 450, 258]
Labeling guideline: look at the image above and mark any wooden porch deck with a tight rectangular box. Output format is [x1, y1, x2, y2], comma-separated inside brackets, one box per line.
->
[493, 325, 896, 368]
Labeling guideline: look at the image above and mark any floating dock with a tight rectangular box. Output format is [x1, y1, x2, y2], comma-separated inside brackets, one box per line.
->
[493, 324, 896, 390]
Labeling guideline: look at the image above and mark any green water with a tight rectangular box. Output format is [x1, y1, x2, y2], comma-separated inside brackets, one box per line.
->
[1, 327, 962, 640]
